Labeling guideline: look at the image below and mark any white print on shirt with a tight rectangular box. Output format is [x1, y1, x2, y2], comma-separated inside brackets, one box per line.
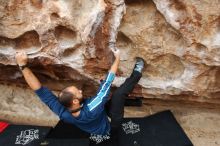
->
[89, 134, 110, 144]
[122, 121, 140, 134]
[15, 129, 39, 145]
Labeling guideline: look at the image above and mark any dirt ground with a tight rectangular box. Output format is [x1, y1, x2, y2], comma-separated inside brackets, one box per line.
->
[124, 99, 220, 146]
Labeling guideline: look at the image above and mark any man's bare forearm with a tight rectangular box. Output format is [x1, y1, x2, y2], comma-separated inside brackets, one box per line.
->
[21, 67, 41, 90]
[109, 57, 120, 74]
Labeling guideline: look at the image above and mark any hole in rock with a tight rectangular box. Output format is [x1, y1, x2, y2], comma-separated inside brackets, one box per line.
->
[30, 0, 43, 8]
[0, 37, 15, 54]
[146, 54, 185, 80]
[117, 31, 133, 44]
[55, 25, 77, 49]
[62, 45, 81, 57]
[50, 13, 60, 20]
[15, 30, 41, 53]
[169, 0, 186, 11]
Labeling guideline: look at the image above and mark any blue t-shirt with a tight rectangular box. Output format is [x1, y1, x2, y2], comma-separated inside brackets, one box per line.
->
[35, 72, 115, 135]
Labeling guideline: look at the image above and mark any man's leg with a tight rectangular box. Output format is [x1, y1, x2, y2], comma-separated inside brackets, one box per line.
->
[105, 71, 141, 118]
[110, 70, 142, 128]
[109, 57, 145, 145]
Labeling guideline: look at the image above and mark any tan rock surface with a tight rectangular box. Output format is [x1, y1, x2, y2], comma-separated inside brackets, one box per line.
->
[0, 0, 219, 145]
[116, 0, 220, 100]
[0, 0, 219, 100]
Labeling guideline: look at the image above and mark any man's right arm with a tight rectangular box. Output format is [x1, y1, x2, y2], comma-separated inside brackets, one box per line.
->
[15, 52, 67, 118]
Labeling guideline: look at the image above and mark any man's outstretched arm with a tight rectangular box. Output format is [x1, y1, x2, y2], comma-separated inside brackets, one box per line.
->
[15, 52, 67, 117]
[15, 52, 41, 90]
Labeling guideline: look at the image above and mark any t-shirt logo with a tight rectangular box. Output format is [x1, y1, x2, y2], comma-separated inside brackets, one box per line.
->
[122, 121, 140, 134]
[15, 129, 39, 145]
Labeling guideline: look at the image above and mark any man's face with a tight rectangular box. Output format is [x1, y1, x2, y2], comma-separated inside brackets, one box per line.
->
[66, 86, 83, 100]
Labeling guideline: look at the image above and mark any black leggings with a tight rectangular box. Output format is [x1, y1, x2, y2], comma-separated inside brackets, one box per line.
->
[106, 71, 142, 145]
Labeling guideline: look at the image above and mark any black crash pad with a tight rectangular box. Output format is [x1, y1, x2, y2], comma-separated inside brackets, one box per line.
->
[118, 110, 193, 146]
[40, 138, 90, 146]
[46, 110, 193, 146]
[46, 120, 90, 146]
[0, 124, 51, 146]
[0, 124, 89, 146]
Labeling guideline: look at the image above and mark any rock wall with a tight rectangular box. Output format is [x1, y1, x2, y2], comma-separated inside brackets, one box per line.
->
[117, 0, 220, 102]
[0, 0, 219, 123]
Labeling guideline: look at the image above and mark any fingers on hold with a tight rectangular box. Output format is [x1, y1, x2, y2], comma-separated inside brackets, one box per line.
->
[110, 48, 115, 52]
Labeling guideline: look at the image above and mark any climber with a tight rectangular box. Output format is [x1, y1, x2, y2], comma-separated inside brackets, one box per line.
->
[15, 48, 144, 145]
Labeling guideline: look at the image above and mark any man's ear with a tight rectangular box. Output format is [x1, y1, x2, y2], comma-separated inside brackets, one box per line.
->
[72, 99, 79, 105]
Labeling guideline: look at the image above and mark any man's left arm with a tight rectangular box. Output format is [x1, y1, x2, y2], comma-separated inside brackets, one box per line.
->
[87, 48, 120, 112]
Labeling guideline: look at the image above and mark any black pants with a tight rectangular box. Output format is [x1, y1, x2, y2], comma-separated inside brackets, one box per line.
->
[106, 71, 142, 145]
